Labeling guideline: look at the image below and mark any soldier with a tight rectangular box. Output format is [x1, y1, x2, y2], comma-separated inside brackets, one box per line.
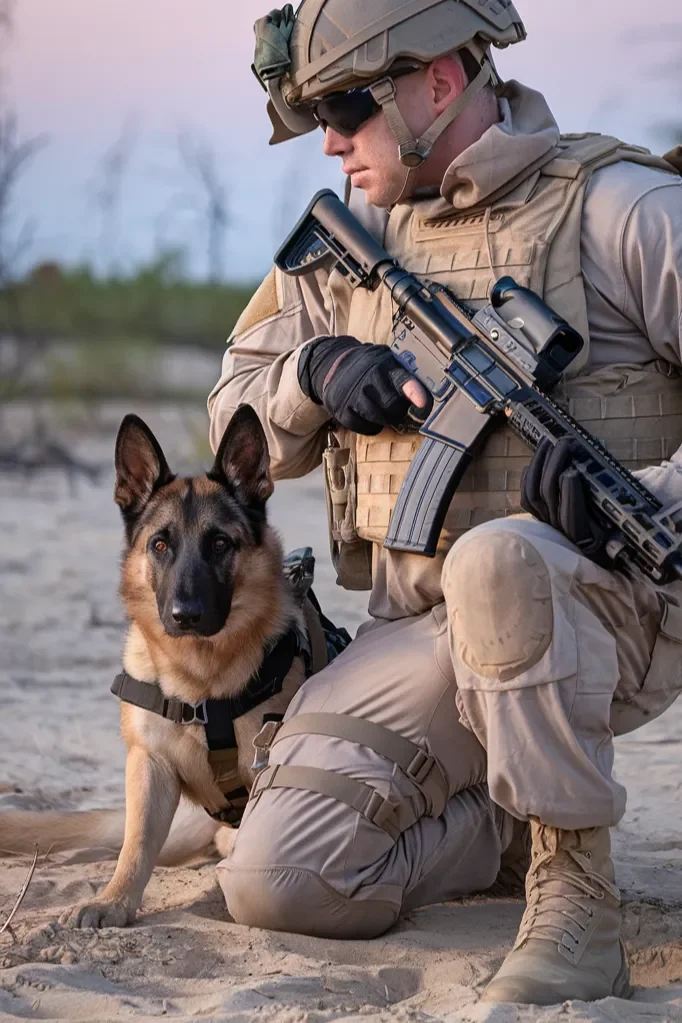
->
[208, 0, 682, 1005]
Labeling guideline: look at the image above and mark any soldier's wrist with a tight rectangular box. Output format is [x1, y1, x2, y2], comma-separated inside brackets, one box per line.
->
[297, 335, 361, 405]
[297, 337, 328, 404]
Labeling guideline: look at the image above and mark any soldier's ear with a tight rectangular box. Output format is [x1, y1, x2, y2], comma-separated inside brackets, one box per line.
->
[209, 405, 274, 504]
[114, 415, 174, 521]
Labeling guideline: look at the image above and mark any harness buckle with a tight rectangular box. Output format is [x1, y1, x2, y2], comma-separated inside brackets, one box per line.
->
[406, 748, 435, 786]
[251, 718, 283, 773]
[180, 699, 209, 726]
[364, 789, 400, 840]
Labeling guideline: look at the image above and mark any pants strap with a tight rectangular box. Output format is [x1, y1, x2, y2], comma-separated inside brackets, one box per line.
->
[250, 763, 420, 841]
[269, 711, 448, 816]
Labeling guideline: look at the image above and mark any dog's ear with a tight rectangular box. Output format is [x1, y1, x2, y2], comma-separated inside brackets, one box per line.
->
[114, 414, 174, 520]
[209, 405, 273, 504]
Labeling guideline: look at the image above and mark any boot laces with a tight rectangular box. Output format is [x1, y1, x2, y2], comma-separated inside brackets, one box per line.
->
[515, 844, 620, 953]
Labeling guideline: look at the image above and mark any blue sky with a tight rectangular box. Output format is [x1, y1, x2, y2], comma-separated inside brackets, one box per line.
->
[9, 0, 682, 282]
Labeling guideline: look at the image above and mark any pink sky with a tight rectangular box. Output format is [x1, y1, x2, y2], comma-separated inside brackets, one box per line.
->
[9, 0, 682, 279]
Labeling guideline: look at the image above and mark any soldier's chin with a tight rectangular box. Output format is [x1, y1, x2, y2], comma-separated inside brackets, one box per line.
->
[361, 177, 399, 209]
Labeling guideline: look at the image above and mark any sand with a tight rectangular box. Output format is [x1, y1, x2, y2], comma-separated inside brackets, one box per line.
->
[1, 402, 681, 1022]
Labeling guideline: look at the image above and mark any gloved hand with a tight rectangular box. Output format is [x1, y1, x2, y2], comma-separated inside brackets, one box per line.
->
[520, 436, 610, 565]
[298, 335, 430, 435]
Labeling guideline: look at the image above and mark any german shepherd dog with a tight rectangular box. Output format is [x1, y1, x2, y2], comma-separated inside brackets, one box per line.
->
[0, 406, 314, 928]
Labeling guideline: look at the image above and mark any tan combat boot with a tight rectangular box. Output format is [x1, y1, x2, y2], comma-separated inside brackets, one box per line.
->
[482, 820, 632, 1005]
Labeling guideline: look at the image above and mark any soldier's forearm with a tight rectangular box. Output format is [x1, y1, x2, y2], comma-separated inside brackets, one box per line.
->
[208, 343, 329, 479]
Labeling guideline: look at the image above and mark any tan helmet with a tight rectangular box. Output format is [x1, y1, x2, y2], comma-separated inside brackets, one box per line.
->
[253, 0, 526, 143]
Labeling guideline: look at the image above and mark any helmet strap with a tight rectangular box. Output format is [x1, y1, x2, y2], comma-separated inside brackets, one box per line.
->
[369, 58, 493, 206]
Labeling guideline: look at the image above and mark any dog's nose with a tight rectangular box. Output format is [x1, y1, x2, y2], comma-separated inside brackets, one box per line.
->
[171, 601, 203, 628]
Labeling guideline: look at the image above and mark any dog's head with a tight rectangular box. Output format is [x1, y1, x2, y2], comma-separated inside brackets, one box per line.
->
[114, 405, 274, 639]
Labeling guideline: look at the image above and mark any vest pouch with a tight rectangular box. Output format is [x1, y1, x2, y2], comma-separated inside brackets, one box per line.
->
[611, 594, 682, 736]
[322, 438, 372, 591]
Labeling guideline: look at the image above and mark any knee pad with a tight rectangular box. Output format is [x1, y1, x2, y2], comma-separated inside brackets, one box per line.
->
[444, 529, 553, 684]
[218, 862, 399, 939]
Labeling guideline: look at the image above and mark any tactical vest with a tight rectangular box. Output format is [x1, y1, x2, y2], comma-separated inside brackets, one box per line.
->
[323, 135, 682, 590]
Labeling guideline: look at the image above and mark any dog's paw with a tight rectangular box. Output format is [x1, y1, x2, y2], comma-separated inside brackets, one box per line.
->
[59, 900, 134, 929]
[214, 825, 237, 860]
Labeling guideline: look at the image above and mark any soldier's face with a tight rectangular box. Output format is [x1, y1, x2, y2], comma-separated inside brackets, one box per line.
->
[322, 70, 434, 207]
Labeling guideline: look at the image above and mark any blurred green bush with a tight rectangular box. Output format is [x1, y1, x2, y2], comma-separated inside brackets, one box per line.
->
[2, 252, 257, 350]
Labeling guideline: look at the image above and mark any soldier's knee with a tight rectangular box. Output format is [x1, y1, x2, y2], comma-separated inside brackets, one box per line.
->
[443, 524, 554, 684]
[217, 861, 399, 938]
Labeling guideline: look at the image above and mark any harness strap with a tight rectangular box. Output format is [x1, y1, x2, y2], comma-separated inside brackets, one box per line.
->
[110, 628, 302, 740]
[111, 672, 208, 725]
[219, 627, 301, 723]
[250, 763, 417, 841]
[269, 712, 447, 814]
[111, 627, 302, 828]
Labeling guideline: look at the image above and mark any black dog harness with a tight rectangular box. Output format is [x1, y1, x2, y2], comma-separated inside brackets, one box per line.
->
[111, 626, 305, 826]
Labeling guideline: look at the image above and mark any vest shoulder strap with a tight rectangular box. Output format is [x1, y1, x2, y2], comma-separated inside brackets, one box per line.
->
[663, 145, 682, 176]
[542, 133, 681, 182]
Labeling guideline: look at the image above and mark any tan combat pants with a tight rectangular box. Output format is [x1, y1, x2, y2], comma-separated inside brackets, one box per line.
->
[218, 516, 681, 938]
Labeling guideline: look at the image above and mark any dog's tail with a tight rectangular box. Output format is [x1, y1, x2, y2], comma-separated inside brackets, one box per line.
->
[0, 801, 220, 866]
[0, 808, 126, 858]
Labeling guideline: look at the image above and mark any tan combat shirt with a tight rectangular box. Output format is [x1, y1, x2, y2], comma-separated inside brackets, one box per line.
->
[208, 82, 682, 622]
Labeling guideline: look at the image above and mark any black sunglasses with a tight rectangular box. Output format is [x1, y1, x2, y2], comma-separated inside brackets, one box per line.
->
[311, 68, 418, 138]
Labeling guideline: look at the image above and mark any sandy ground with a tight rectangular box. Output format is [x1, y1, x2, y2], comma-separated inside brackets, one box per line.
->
[1, 402, 681, 1023]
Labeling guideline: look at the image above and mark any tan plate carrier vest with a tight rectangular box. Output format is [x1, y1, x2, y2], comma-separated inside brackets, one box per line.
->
[322, 134, 682, 591]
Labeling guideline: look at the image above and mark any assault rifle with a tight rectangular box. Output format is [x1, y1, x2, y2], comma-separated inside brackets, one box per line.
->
[275, 189, 682, 584]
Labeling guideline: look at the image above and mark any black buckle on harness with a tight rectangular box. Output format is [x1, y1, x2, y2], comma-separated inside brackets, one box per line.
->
[176, 699, 209, 726]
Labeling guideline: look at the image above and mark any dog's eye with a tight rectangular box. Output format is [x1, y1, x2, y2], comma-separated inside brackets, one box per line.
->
[153, 539, 168, 554]
[213, 536, 229, 553]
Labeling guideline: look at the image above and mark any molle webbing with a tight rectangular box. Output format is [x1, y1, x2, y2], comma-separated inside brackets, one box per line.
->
[354, 368, 682, 543]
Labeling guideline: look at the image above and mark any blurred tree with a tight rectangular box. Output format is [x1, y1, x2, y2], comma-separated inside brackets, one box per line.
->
[155, 127, 229, 283]
[0, 0, 99, 486]
[86, 116, 139, 275]
[0, 0, 48, 402]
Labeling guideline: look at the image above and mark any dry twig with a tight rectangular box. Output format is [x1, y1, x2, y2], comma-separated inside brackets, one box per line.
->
[0, 844, 38, 937]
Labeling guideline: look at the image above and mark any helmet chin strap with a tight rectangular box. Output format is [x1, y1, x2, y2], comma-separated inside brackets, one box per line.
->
[369, 59, 493, 208]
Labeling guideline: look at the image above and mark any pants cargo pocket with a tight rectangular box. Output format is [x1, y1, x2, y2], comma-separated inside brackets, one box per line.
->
[611, 596, 682, 735]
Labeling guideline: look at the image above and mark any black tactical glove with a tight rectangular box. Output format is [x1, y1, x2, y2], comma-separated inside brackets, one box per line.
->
[298, 335, 430, 435]
[520, 436, 610, 565]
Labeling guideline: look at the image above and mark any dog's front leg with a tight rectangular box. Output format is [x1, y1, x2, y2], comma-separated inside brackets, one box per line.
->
[61, 745, 179, 928]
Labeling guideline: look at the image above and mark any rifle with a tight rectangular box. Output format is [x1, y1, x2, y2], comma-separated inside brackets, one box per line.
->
[275, 189, 682, 584]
